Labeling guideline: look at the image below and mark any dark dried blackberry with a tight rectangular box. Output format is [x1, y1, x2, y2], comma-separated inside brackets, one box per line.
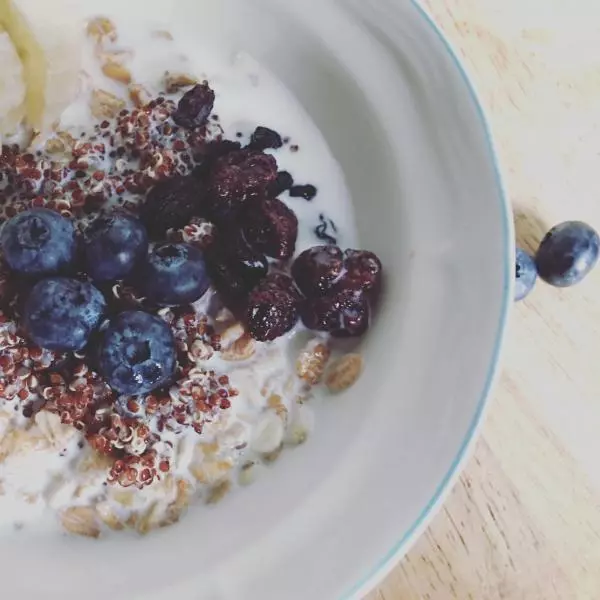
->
[292, 245, 344, 298]
[343, 249, 383, 294]
[243, 197, 298, 260]
[289, 184, 317, 201]
[192, 139, 242, 180]
[248, 126, 284, 151]
[207, 149, 278, 221]
[302, 288, 370, 338]
[172, 82, 216, 129]
[205, 229, 269, 307]
[246, 274, 301, 342]
[269, 171, 294, 196]
[140, 176, 207, 238]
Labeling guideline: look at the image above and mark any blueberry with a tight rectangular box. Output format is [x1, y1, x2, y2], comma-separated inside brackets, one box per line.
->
[97, 311, 177, 395]
[138, 243, 211, 306]
[23, 278, 107, 351]
[84, 214, 148, 282]
[0, 209, 77, 275]
[536, 221, 600, 287]
[515, 248, 537, 301]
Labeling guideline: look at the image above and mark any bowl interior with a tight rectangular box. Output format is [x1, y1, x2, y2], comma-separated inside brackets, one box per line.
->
[0, 1, 510, 598]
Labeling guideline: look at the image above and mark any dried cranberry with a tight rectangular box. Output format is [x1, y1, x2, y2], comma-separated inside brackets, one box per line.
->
[243, 197, 298, 260]
[258, 272, 302, 301]
[192, 139, 242, 180]
[205, 229, 269, 306]
[246, 274, 301, 341]
[140, 176, 207, 238]
[249, 126, 284, 151]
[302, 288, 370, 338]
[342, 249, 383, 293]
[269, 170, 294, 196]
[292, 245, 344, 297]
[172, 83, 216, 129]
[207, 149, 277, 221]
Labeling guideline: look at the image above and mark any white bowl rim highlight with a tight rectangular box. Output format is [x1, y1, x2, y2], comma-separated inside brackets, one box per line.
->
[343, 2, 513, 597]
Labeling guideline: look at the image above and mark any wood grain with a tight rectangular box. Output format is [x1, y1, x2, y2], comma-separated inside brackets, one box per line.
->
[369, 1, 600, 598]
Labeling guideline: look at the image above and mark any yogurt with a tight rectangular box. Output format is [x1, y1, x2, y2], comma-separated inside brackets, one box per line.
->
[0, 11, 356, 538]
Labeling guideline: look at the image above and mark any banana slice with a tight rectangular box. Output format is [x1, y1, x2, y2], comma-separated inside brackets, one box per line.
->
[0, 0, 83, 132]
[0, 28, 25, 139]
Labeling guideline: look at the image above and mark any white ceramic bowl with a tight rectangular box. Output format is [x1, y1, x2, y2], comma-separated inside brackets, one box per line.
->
[1, 0, 511, 598]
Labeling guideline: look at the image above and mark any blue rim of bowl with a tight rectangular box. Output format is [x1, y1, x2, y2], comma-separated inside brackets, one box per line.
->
[341, 2, 513, 598]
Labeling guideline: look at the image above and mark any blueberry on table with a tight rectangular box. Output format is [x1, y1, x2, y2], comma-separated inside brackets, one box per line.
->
[138, 243, 211, 306]
[97, 311, 177, 396]
[515, 247, 537, 301]
[84, 214, 148, 282]
[535, 221, 600, 287]
[0, 208, 77, 275]
[23, 277, 107, 352]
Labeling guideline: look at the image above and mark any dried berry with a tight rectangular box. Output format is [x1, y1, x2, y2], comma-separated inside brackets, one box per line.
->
[248, 126, 283, 151]
[246, 274, 301, 342]
[191, 139, 242, 180]
[342, 249, 383, 294]
[243, 197, 298, 260]
[289, 184, 317, 201]
[302, 289, 370, 338]
[140, 176, 207, 238]
[292, 245, 344, 298]
[172, 82, 216, 129]
[207, 149, 277, 221]
[269, 170, 294, 196]
[205, 229, 269, 307]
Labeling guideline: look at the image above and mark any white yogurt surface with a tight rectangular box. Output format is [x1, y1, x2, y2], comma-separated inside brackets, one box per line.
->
[0, 10, 357, 538]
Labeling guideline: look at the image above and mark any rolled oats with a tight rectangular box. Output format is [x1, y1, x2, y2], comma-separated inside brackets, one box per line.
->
[164, 72, 198, 93]
[251, 411, 285, 454]
[90, 89, 126, 119]
[102, 59, 132, 85]
[111, 490, 135, 507]
[262, 446, 283, 465]
[296, 341, 331, 386]
[129, 84, 151, 108]
[87, 17, 118, 44]
[267, 394, 288, 421]
[35, 411, 78, 447]
[325, 354, 364, 393]
[152, 30, 174, 41]
[136, 502, 159, 535]
[61, 506, 101, 538]
[96, 502, 125, 531]
[221, 333, 256, 362]
[206, 480, 231, 505]
[190, 459, 232, 484]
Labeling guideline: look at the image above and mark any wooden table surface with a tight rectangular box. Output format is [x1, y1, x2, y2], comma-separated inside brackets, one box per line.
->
[369, 1, 600, 599]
